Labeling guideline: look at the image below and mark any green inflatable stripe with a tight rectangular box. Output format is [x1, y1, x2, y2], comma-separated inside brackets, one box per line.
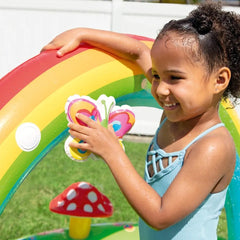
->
[219, 104, 240, 154]
[0, 75, 144, 215]
[20, 223, 139, 240]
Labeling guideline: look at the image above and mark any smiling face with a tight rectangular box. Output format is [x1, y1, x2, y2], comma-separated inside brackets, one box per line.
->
[151, 32, 220, 123]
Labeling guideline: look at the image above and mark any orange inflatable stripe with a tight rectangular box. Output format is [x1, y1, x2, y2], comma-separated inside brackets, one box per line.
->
[0, 49, 116, 143]
[0, 45, 92, 109]
[0, 41, 153, 145]
[0, 61, 143, 179]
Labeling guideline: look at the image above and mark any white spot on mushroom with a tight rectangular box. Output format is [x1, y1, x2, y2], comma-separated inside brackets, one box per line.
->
[57, 201, 65, 207]
[67, 189, 76, 200]
[88, 191, 97, 203]
[84, 204, 93, 213]
[98, 204, 105, 212]
[67, 203, 77, 211]
[78, 182, 91, 189]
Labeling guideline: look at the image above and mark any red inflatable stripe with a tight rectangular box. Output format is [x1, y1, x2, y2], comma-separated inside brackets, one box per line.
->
[0, 45, 92, 110]
[0, 34, 152, 110]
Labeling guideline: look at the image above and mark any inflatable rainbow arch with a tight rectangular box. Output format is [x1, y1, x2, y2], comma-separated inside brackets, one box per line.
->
[0, 35, 239, 240]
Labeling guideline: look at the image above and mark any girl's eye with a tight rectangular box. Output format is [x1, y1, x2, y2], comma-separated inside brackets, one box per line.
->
[170, 75, 182, 80]
[153, 74, 160, 80]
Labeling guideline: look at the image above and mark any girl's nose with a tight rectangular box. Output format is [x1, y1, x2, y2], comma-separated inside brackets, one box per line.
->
[152, 80, 170, 97]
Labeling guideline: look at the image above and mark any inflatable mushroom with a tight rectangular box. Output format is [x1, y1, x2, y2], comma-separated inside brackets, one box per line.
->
[49, 182, 113, 239]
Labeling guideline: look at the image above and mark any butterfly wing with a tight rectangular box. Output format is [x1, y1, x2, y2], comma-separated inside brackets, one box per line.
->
[65, 95, 102, 162]
[64, 136, 92, 162]
[109, 106, 135, 139]
[65, 95, 102, 125]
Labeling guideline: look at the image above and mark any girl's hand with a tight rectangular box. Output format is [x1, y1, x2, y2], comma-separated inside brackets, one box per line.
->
[41, 27, 152, 81]
[68, 113, 122, 160]
[41, 28, 82, 57]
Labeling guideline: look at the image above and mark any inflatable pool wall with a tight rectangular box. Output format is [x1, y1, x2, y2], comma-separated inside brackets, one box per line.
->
[0, 35, 240, 240]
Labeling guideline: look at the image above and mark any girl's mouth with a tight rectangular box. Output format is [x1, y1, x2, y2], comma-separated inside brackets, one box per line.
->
[163, 102, 179, 110]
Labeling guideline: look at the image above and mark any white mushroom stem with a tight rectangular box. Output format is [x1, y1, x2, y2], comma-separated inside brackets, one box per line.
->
[69, 216, 91, 239]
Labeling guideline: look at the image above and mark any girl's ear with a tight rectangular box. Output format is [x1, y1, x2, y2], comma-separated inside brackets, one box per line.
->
[214, 67, 231, 94]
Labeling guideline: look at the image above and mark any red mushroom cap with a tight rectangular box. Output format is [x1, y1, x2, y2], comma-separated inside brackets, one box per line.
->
[49, 182, 113, 218]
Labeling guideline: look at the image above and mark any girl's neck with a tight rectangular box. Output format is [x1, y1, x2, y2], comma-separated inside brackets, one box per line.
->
[171, 113, 220, 136]
[158, 109, 221, 151]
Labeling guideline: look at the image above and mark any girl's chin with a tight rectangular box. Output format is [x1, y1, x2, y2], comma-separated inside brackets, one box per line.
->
[163, 112, 189, 123]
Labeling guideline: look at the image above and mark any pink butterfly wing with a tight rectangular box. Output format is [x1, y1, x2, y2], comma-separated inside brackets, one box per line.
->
[109, 109, 135, 138]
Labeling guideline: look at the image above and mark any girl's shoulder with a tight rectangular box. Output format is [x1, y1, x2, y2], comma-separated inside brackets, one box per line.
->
[185, 125, 235, 192]
[188, 125, 235, 159]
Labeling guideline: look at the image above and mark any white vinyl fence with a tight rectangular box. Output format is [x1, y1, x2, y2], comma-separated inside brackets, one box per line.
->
[1, 0, 239, 134]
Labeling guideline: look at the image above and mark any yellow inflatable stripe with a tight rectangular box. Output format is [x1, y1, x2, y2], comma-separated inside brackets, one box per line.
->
[0, 60, 142, 179]
[221, 100, 240, 134]
[25, 60, 140, 128]
[0, 41, 152, 145]
[0, 40, 152, 180]
[0, 49, 114, 144]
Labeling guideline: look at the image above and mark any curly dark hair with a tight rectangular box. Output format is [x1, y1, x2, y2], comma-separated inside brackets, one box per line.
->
[157, 1, 240, 102]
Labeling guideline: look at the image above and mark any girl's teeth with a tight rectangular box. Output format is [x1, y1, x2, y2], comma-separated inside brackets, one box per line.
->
[165, 103, 177, 107]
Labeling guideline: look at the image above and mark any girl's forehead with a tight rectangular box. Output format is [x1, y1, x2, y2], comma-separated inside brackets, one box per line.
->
[153, 32, 198, 52]
[151, 32, 201, 64]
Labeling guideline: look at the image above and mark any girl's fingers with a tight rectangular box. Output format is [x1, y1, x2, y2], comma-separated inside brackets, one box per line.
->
[75, 113, 98, 128]
[69, 140, 89, 150]
[68, 115, 97, 141]
[41, 42, 60, 52]
[56, 40, 80, 57]
[108, 124, 119, 140]
[41, 40, 80, 57]
[68, 128, 85, 140]
[41, 42, 71, 57]
[108, 124, 116, 134]
[68, 124, 91, 142]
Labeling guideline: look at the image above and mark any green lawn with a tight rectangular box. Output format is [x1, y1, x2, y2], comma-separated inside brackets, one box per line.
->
[0, 138, 228, 239]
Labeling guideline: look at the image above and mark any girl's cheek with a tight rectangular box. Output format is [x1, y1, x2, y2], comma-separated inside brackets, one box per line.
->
[151, 82, 158, 96]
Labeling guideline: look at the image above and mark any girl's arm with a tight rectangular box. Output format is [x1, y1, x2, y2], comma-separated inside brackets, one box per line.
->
[68, 114, 235, 230]
[68, 114, 163, 228]
[41, 28, 153, 81]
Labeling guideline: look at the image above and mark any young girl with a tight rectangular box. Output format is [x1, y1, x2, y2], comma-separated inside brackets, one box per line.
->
[42, 2, 239, 239]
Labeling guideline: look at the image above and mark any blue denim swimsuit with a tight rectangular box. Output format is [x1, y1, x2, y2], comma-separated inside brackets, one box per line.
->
[139, 119, 228, 240]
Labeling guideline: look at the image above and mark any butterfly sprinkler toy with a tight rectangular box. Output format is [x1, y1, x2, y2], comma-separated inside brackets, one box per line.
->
[64, 94, 136, 162]
[48, 96, 135, 239]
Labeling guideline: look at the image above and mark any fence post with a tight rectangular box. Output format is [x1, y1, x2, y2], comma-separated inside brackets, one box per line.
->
[111, 0, 123, 32]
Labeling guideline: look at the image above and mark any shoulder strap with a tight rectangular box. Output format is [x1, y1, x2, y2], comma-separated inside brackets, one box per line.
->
[183, 123, 225, 151]
[159, 117, 167, 128]
[153, 118, 167, 143]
